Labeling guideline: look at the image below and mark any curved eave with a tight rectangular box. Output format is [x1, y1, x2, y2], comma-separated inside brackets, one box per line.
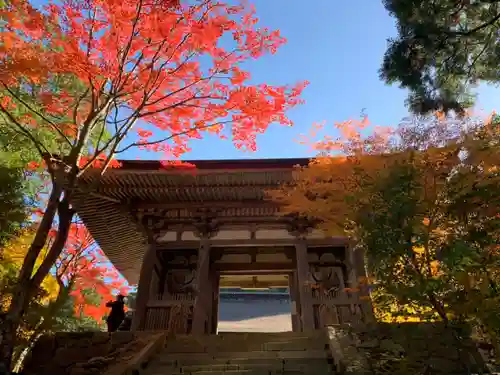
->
[73, 158, 305, 284]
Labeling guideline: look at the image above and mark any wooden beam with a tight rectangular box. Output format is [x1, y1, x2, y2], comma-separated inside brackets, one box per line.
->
[96, 183, 283, 195]
[220, 269, 290, 276]
[134, 200, 282, 211]
[219, 280, 289, 288]
[89, 191, 121, 204]
[214, 262, 295, 272]
[157, 238, 348, 250]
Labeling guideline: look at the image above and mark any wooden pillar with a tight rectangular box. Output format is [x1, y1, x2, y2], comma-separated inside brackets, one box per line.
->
[295, 238, 315, 331]
[210, 272, 220, 334]
[131, 242, 157, 331]
[204, 270, 215, 334]
[158, 264, 167, 297]
[288, 272, 300, 332]
[192, 237, 211, 334]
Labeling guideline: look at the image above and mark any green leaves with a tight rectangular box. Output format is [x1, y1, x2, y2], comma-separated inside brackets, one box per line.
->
[0, 167, 29, 249]
[381, 0, 500, 114]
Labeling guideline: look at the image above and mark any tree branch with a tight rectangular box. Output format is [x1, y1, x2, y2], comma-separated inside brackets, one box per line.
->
[452, 12, 500, 36]
[115, 117, 237, 154]
[1, 84, 72, 147]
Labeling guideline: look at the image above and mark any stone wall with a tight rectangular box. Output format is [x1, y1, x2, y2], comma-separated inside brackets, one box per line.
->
[22, 331, 158, 375]
[326, 323, 487, 375]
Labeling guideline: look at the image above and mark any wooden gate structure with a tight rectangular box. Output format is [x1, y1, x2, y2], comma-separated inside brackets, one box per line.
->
[74, 158, 373, 334]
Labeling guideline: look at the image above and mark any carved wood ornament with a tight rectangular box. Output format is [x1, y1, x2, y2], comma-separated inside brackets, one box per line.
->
[310, 265, 342, 296]
[192, 208, 219, 238]
[166, 269, 196, 295]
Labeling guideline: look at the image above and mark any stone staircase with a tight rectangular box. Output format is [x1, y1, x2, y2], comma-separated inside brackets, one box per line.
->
[144, 330, 336, 375]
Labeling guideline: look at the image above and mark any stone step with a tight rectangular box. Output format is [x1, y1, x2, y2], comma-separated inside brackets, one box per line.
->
[154, 370, 333, 375]
[165, 339, 326, 354]
[171, 331, 326, 345]
[157, 358, 331, 368]
[167, 371, 331, 375]
[146, 332, 333, 375]
[157, 350, 329, 365]
[217, 331, 327, 340]
[167, 337, 324, 347]
[176, 359, 331, 373]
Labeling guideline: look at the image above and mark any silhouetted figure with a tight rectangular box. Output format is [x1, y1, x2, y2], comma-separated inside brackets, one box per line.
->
[106, 294, 125, 333]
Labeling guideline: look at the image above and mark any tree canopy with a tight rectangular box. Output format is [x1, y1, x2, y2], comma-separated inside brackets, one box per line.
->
[381, 0, 500, 114]
[274, 114, 500, 351]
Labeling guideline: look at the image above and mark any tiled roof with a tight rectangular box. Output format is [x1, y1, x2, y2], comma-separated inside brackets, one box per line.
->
[73, 158, 306, 284]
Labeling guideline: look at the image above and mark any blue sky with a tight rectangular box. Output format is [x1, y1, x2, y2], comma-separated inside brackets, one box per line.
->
[119, 0, 500, 161]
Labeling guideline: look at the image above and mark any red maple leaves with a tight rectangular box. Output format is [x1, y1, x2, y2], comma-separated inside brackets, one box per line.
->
[0, 0, 307, 165]
[50, 223, 129, 322]
[0, 0, 307, 354]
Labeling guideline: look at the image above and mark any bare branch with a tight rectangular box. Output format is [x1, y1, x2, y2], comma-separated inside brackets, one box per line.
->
[140, 94, 219, 117]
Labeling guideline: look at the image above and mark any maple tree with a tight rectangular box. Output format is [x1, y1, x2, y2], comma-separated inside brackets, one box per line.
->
[273, 113, 500, 352]
[0, 0, 306, 366]
[1, 220, 128, 370]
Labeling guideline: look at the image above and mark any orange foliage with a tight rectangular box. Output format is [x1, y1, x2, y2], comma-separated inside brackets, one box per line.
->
[0, 0, 307, 164]
[51, 223, 129, 322]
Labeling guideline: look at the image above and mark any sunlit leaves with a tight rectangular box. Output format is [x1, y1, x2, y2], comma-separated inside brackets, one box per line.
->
[275, 113, 500, 342]
[0, 0, 305, 365]
[49, 221, 129, 322]
[0, 0, 307, 165]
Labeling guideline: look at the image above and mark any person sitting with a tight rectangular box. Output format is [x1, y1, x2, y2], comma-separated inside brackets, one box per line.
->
[106, 294, 126, 333]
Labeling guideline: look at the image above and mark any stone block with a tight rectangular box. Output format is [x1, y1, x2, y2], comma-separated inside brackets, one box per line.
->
[92, 333, 112, 346]
[110, 331, 134, 351]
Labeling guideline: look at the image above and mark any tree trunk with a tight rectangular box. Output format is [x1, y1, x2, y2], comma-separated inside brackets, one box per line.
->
[0, 187, 74, 370]
[428, 293, 449, 323]
[32, 197, 74, 288]
[0, 285, 29, 371]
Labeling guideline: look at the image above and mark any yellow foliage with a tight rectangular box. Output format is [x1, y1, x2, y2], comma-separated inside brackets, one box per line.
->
[429, 260, 440, 277]
[412, 246, 425, 255]
[1, 226, 59, 309]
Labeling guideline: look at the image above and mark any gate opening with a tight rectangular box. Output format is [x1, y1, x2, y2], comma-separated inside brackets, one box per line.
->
[217, 274, 292, 333]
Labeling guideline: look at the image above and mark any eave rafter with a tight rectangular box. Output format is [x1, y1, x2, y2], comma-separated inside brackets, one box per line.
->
[72, 158, 314, 283]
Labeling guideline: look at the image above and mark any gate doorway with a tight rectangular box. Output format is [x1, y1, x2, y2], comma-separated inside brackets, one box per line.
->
[216, 274, 293, 333]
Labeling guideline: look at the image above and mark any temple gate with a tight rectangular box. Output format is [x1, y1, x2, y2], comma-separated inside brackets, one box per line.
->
[73, 158, 373, 333]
